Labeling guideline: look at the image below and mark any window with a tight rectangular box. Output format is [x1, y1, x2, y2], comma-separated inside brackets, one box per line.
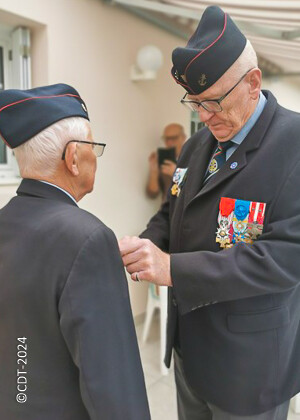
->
[190, 111, 205, 136]
[0, 26, 31, 184]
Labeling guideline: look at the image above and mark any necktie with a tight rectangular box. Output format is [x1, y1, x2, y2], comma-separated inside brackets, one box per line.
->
[203, 140, 233, 185]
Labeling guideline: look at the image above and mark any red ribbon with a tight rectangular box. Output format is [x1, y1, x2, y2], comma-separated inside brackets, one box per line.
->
[248, 202, 266, 224]
[219, 197, 235, 217]
[257, 202, 266, 224]
[248, 202, 257, 224]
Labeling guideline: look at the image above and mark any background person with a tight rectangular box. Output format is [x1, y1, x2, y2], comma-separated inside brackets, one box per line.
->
[146, 123, 186, 202]
[119, 5, 300, 420]
[0, 84, 150, 420]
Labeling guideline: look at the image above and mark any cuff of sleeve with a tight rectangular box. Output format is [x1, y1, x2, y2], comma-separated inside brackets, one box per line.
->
[171, 253, 218, 316]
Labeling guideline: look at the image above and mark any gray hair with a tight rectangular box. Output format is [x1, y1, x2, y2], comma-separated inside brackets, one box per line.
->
[14, 117, 89, 178]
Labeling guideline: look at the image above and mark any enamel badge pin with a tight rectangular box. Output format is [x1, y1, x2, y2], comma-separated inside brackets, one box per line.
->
[171, 168, 188, 197]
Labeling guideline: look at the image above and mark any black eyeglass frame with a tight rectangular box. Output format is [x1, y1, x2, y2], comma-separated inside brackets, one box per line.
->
[181, 68, 255, 113]
[61, 140, 106, 160]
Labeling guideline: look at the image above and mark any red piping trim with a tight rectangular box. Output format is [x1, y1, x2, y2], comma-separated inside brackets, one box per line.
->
[0, 93, 81, 148]
[0, 93, 81, 114]
[184, 13, 228, 88]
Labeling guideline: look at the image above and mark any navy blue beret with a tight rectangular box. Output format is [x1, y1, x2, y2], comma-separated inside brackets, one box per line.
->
[0, 83, 89, 148]
[171, 6, 246, 95]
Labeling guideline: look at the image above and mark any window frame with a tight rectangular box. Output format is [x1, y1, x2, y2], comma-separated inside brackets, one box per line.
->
[190, 111, 205, 136]
[0, 34, 18, 184]
[0, 26, 31, 185]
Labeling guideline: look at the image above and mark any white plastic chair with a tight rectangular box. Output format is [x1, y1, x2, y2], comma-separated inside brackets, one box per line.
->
[142, 284, 169, 375]
[291, 393, 300, 413]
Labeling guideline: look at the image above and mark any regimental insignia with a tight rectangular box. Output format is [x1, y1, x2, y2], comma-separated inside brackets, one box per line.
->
[198, 73, 207, 87]
[171, 167, 188, 197]
[181, 74, 187, 83]
[216, 197, 266, 249]
[208, 158, 218, 174]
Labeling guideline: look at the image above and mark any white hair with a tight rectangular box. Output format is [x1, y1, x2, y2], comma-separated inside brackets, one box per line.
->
[14, 117, 90, 178]
[219, 40, 258, 87]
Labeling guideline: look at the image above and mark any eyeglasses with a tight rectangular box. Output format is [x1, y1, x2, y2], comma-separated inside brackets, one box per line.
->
[61, 140, 106, 160]
[180, 68, 254, 113]
[162, 135, 181, 142]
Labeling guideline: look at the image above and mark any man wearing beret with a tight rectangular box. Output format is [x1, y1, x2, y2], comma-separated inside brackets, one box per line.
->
[0, 84, 150, 420]
[119, 5, 300, 420]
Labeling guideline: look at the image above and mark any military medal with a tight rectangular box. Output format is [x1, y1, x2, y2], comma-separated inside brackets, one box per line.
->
[232, 200, 250, 244]
[216, 197, 266, 249]
[171, 168, 188, 197]
[246, 201, 266, 241]
[216, 197, 235, 248]
[171, 183, 179, 196]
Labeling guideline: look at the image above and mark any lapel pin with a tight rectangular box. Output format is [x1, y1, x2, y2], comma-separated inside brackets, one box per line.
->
[230, 162, 238, 170]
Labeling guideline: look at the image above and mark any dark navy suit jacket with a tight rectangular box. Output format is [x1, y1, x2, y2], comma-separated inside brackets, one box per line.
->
[141, 91, 300, 415]
[0, 179, 150, 420]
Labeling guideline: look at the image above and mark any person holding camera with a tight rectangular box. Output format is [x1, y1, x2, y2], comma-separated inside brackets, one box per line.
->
[146, 123, 186, 202]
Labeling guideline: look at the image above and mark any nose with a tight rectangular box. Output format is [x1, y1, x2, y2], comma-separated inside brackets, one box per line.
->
[197, 107, 215, 123]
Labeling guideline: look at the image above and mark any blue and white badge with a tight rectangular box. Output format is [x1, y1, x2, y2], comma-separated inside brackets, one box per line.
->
[173, 168, 188, 186]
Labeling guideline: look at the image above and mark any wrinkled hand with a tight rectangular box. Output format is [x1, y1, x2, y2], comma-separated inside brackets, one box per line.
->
[118, 236, 172, 287]
[160, 160, 176, 177]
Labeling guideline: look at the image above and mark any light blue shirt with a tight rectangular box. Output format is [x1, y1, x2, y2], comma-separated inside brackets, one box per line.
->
[226, 91, 267, 160]
[39, 180, 77, 204]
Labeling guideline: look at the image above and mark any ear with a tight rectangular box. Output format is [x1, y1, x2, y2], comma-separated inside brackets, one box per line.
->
[64, 142, 79, 176]
[248, 68, 262, 100]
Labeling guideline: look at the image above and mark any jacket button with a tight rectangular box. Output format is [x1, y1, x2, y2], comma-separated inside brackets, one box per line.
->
[172, 298, 177, 306]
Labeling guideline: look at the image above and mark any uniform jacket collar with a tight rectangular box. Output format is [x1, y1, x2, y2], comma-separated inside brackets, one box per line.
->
[17, 178, 78, 207]
[183, 90, 277, 209]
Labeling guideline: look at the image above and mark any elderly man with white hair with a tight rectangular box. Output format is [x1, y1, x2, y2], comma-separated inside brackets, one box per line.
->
[119, 5, 300, 420]
[0, 84, 150, 420]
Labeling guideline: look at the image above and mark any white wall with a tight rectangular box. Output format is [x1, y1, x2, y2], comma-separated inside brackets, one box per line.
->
[262, 76, 300, 112]
[0, 0, 189, 316]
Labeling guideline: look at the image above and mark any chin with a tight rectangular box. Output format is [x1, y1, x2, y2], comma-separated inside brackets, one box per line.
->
[212, 131, 233, 142]
[87, 184, 94, 194]
[81, 184, 94, 198]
